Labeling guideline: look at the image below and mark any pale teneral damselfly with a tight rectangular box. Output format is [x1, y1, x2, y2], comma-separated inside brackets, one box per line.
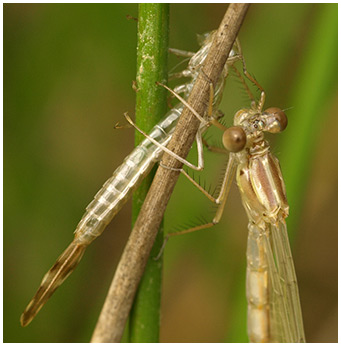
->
[143, 65, 306, 342]
[20, 31, 242, 327]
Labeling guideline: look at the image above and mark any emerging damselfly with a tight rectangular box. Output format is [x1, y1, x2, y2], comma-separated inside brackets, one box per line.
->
[20, 31, 241, 327]
[138, 61, 306, 342]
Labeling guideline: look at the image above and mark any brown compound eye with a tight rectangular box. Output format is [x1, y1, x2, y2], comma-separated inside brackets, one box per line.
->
[264, 107, 288, 133]
[222, 126, 246, 152]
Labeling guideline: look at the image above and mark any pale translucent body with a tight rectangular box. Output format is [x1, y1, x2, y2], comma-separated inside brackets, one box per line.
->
[20, 31, 239, 327]
[148, 95, 306, 341]
[151, 76, 306, 342]
[227, 106, 305, 342]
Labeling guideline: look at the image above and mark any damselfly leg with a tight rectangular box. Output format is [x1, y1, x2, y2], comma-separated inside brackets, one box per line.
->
[20, 30, 241, 327]
[154, 57, 305, 342]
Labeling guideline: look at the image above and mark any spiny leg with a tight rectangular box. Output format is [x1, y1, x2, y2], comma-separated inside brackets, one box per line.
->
[202, 138, 228, 154]
[169, 132, 229, 204]
[241, 61, 266, 111]
[233, 38, 264, 95]
[231, 65, 256, 103]
[155, 153, 237, 260]
[154, 78, 240, 258]
[241, 60, 264, 94]
[230, 44, 266, 111]
[179, 169, 216, 203]
[232, 63, 266, 111]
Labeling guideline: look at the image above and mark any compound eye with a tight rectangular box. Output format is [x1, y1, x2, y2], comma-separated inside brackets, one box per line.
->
[264, 107, 288, 133]
[222, 126, 246, 152]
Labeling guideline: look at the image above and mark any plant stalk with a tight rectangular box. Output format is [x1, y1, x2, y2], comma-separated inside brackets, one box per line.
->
[129, 3, 169, 343]
[91, 4, 249, 342]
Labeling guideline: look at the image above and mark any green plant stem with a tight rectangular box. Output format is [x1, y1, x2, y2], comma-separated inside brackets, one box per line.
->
[89, 5, 247, 342]
[129, 3, 169, 342]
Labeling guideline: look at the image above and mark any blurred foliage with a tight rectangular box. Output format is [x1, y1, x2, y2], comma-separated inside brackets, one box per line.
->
[4, 4, 337, 342]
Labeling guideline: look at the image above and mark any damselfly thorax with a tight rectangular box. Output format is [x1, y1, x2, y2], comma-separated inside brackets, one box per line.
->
[148, 65, 305, 342]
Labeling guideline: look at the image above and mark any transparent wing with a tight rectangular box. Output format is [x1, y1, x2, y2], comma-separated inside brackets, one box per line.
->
[264, 220, 306, 342]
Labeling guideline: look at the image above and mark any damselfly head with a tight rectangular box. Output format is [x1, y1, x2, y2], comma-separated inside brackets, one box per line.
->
[233, 106, 287, 134]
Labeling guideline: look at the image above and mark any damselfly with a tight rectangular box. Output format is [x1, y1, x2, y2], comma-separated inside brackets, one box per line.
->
[20, 31, 241, 327]
[141, 63, 306, 342]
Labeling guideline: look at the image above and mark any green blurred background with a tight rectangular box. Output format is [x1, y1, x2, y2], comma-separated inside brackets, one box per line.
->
[4, 4, 337, 342]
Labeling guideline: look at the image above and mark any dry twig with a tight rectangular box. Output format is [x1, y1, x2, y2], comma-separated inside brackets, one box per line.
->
[91, 3, 249, 342]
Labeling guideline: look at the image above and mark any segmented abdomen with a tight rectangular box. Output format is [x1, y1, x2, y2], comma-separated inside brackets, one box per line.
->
[246, 223, 271, 342]
[74, 104, 183, 244]
[21, 31, 239, 327]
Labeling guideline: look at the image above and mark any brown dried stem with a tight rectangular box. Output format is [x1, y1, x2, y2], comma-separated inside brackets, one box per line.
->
[91, 3, 249, 343]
